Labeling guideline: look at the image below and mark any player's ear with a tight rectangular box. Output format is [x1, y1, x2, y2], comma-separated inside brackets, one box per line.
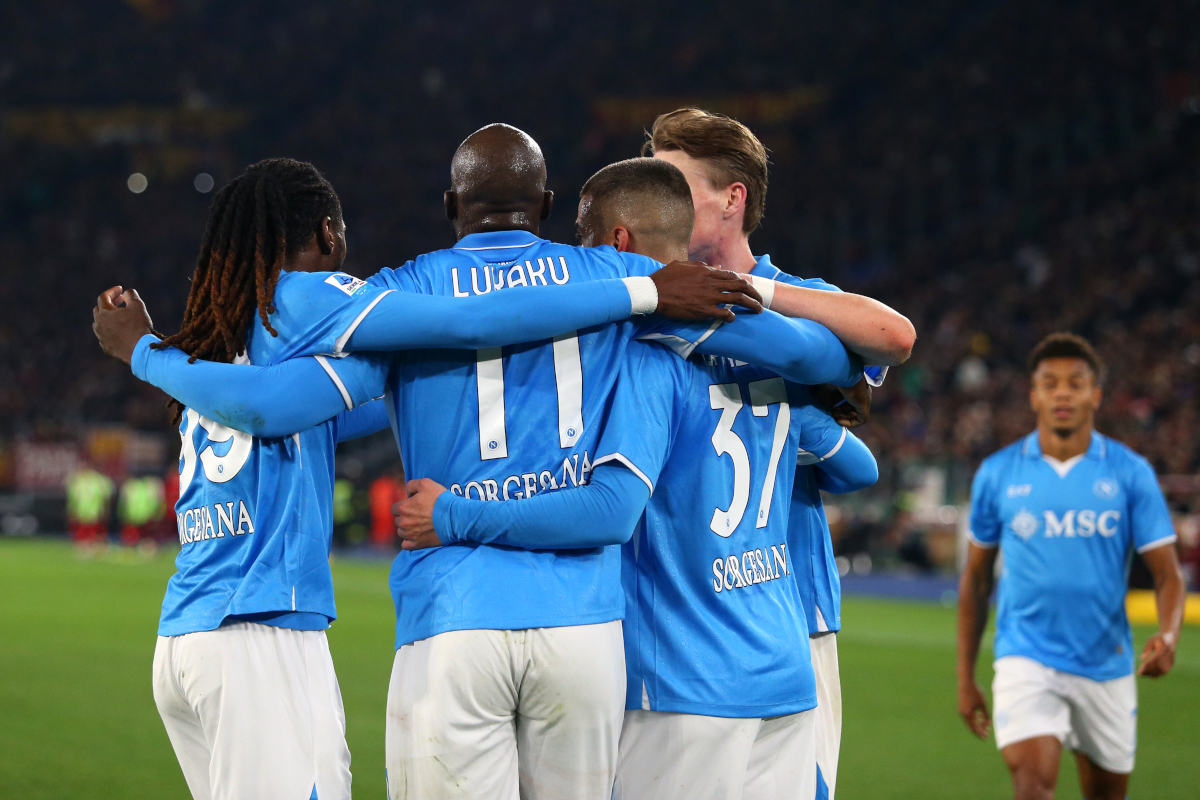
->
[444, 191, 458, 221]
[540, 190, 554, 221]
[318, 217, 335, 256]
[724, 182, 748, 220]
[611, 226, 631, 252]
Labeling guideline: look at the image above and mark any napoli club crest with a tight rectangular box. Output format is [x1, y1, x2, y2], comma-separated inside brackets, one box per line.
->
[1093, 478, 1119, 500]
[1010, 510, 1040, 541]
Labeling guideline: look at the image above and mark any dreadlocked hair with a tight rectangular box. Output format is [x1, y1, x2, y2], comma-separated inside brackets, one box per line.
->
[153, 157, 342, 424]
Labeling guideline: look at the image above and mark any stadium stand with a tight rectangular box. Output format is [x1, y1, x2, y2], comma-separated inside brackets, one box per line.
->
[1, 1, 1197, 577]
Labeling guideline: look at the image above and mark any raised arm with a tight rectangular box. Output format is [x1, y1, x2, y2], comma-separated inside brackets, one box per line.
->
[757, 279, 915, 366]
[957, 543, 998, 739]
[395, 466, 650, 551]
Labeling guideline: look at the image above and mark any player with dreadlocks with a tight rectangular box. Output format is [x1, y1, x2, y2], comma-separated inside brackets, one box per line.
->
[93, 155, 764, 800]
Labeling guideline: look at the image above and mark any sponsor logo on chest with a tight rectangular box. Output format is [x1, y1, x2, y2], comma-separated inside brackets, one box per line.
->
[1009, 507, 1121, 540]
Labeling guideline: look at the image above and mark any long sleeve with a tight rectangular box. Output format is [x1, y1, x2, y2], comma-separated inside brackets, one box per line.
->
[814, 430, 879, 493]
[336, 399, 391, 442]
[433, 465, 650, 550]
[132, 336, 351, 438]
[693, 309, 863, 387]
[342, 278, 638, 352]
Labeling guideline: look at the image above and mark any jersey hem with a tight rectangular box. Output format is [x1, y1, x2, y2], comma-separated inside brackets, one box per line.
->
[158, 606, 337, 637]
[624, 692, 818, 718]
[394, 607, 623, 649]
[992, 647, 1133, 683]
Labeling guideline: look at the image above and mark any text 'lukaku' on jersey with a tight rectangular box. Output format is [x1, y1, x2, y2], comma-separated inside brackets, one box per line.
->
[366, 230, 725, 648]
[969, 432, 1177, 681]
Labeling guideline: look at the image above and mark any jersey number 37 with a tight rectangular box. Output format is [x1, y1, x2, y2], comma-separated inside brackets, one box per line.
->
[708, 378, 791, 537]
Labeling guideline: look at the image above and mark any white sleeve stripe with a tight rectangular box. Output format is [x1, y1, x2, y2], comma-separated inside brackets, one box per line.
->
[637, 318, 724, 360]
[592, 452, 655, 496]
[1136, 534, 1178, 554]
[331, 289, 395, 356]
[818, 426, 848, 462]
[865, 366, 888, 387]
[314, 355, 354, 410]
[966, 530, 999, 549]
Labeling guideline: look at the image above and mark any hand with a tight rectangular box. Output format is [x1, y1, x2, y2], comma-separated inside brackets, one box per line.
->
[395, 478, 448, 550]
[93, 286, 154, 365]
[958, 680, 991, 739]
[651, 261, 763, 322]
[813, 376, 872, 427]
[1138, 631, 1177, 677]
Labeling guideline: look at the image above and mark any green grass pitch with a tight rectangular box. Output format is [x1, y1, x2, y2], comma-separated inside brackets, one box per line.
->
[1, 539, 1196, 798]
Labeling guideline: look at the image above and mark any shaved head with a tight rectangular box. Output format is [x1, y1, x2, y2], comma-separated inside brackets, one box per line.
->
[446, 123, 553, 238]
[577, 157, 694, 263]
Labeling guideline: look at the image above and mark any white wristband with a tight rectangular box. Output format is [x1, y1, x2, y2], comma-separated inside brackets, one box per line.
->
[748, 275, 775, 310]
[623, 276, 659, 315]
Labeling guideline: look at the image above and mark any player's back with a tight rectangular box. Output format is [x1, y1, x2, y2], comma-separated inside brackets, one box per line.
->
[160, 270, 388, 636]
[599, 342, 816, 718]
[369, 230, 677, 647]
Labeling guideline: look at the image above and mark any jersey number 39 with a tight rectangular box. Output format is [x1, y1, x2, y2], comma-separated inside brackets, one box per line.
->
[179, 409, 254, 492]
[708, 378, 791, 537]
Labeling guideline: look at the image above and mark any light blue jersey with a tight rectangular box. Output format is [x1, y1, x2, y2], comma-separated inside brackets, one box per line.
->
[969, 431, 1177, 680]
[789, 387, 860, 634]
[594, 341, 816, 718]
[752, 256, 849, 636]
[157, 270, 390, 636]
[367, 230, 752, 648]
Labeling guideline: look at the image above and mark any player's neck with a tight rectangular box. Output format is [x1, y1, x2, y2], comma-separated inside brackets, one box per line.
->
[1038, 424, 1093, 462]
[691, 233, 757, 274]
[454, 214, 540, 240]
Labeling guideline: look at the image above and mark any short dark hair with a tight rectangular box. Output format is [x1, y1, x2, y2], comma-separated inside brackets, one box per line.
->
[1027, 332, 1106, 384]
[642, 107, 769, 234]
[579, 157, 694, 239]
[581, 156, 693, 209]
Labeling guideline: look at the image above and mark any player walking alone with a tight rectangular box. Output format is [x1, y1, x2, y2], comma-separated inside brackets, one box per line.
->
[957, 332, 1186, 800]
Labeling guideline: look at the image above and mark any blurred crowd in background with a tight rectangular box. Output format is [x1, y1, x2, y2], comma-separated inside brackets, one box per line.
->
[1, 1, 1198, 581]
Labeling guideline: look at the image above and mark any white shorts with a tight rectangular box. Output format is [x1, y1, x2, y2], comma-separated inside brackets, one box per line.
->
[152, 622, 352, 800]
[810, 632, 841, 799]
[612, 707, 817, 800]
[991, 655, 1137, 774]
[384, 621, 625, 800]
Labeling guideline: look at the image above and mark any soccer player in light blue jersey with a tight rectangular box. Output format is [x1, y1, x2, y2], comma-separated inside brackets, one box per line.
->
[957, 333, 1186, 800]
[392, 157, 883, 800]
[92, 156, 758, 800]
[645, 108, 913, 799]
[123, 133, 910, 800]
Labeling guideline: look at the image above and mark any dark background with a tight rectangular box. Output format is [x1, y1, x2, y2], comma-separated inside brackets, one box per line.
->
[2, 0, 1199, 573]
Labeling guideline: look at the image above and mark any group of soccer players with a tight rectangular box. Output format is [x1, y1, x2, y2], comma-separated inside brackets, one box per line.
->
[89, 106, 1185, 800]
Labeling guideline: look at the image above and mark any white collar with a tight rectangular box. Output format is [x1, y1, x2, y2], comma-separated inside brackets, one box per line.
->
[1042, 453, 1084, 478]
